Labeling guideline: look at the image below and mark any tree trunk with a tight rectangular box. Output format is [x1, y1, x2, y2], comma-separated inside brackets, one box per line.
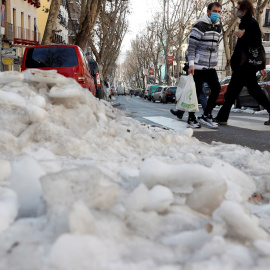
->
[75, 0, 102, 50]
[42, 0, 61, 45]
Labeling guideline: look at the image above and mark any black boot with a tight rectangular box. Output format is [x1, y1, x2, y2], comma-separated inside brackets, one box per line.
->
[264, 115, 270, 125]
[170, 109, 184, 120]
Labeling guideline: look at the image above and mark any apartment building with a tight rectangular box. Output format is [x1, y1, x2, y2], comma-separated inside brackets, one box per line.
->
[1, 0, 40, 71]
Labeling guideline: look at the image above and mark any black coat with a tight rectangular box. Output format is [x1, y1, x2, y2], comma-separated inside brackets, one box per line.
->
[230, 13, 264, 71]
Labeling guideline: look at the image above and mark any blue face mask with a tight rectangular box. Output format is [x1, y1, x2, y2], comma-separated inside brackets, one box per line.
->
[210, 13, 220, 22]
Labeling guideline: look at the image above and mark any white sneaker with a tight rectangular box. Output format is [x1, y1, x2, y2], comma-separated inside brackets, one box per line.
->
[198, 115, 218, 129]
[187, 118, 201, 128]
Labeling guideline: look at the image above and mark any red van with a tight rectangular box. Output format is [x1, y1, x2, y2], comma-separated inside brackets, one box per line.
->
[21, 45, 96, 96]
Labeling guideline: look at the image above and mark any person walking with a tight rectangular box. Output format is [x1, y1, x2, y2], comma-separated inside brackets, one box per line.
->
[185, 2, 222, 128]
[215, 0, 270, 126]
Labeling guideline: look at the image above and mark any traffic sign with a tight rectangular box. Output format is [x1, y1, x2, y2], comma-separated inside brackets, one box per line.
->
[1, 48, 17, 58]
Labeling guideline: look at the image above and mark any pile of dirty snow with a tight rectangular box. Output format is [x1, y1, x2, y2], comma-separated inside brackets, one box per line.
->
[0, 70, 270, 270]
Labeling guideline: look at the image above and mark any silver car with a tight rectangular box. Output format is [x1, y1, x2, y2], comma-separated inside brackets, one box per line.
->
[152, 86, 168, 102]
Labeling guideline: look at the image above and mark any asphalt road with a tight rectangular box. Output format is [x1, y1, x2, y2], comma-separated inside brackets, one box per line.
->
[113, 95, 270, 152]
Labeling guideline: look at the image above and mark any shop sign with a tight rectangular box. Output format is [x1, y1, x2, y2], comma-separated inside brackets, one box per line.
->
[149, 68, 155, 76]
[168, 55, 174, 65]
[1, 48, 17, 58]
[13, 57, 22, 65]
[2, 58, 13, 65]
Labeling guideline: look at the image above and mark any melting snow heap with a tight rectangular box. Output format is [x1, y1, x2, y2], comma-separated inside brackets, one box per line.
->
[0, 70, 270, 270]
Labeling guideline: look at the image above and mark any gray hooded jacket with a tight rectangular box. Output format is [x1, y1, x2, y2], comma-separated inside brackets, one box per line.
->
[187, 15, 222, 70]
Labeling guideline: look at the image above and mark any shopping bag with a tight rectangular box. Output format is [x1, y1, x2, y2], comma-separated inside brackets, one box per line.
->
[176, 74, 199, 112]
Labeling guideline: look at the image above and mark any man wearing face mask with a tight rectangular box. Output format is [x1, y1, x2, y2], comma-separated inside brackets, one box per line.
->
[186, 2, 222, 128]
[214, 0, 270, 126]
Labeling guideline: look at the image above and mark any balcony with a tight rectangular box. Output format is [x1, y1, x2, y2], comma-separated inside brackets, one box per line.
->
[3, 23, 40, 45]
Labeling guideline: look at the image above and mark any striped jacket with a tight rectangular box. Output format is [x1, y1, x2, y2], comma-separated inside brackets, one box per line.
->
[187, 15, 222, 70]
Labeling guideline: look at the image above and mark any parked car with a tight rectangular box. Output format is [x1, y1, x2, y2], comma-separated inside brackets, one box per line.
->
[204, 76, 231, 105]
[152, 86, 168, 102]
[236, 69, 270, 109]
[21, 45, 96, 96]
[161, 86, 176, 103]
[148, 85, 162, 101]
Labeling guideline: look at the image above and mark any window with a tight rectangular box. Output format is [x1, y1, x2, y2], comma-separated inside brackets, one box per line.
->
[13, 8, 16, 38]
[264, 9, 270, 27]
[169, 87, 177, 93]
[21, 12, 24, 38]
[25, 47, 78, 68]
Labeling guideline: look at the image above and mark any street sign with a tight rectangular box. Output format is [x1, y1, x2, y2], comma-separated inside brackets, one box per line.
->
[2, 58, 13, 65]
[168, 55, 174, 65]
[1, 48, 17, 58]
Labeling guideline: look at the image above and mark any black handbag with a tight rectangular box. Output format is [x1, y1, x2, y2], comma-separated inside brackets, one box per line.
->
[242, 45, 266, 71]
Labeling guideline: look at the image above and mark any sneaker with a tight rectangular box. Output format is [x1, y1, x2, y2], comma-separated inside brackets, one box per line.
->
[187, 117, 201, 128]
[170, 109, 184, 120]
[198, 114, 219, 129]
[213, 117, 228, 125]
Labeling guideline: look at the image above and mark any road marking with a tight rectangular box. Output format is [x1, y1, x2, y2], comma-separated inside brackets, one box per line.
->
[143, 116, 216, 132]
[226, 115, 270, 131]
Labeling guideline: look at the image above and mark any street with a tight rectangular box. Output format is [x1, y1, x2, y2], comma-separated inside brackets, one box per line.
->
[114, 95, 270, 152]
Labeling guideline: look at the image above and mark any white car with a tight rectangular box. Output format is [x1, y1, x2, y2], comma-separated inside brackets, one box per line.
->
[152, 86, 168, 102]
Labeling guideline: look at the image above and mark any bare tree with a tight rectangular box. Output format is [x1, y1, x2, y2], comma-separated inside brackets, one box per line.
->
[88, 0, 129, 79]
[42, 0, 62, 44]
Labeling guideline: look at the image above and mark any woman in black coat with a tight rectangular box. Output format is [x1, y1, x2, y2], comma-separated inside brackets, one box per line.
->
[215, 0, 270, 125]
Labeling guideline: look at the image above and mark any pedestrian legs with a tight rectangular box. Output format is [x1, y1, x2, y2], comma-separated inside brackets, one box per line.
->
[216, 69, 245, 122]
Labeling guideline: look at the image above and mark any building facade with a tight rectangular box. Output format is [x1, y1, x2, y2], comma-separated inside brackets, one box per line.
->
[1, 0, 40, 71]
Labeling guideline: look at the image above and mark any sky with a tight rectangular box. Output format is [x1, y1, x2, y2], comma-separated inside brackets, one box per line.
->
[119, 0, 160, 61]
[0, 69, 270, 269]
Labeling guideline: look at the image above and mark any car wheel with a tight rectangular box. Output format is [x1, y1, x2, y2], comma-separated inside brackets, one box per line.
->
[152, 97, 155, 103]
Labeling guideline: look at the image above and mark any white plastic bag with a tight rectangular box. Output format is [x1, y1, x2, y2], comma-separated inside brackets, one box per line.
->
[176, 74, 199, 112]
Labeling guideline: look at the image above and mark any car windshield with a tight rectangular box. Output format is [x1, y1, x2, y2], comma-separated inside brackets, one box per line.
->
[25, 47, 78, 68]
[169, 87, 176, 93]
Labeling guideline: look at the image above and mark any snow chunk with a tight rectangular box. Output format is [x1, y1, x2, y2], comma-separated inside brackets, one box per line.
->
[125, 184, 149, 211]
[32, 95, 46, 108]
[49, 85, 81, 99]
[0, 90, 26, 107]
[212, 160, 256, 203]
[145, 185, 174, 213]
[186, 178, 227, 216]
[0, 71, 24, 84]
[139, 158, 220, 192]
[68, 201, 96, 234]
[213, 201, 268, 241]
[41, 166, 120, 210]
[0, 187, 18, 234]
[49, 234, 119, 269]
[0, 160, 11, 182]
[9, 156, 46, 218]
[23, 69, 68, 85]
[27, 104, 48, 123]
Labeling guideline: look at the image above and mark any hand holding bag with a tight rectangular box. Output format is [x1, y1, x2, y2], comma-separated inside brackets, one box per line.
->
[176, 74, 199, 112]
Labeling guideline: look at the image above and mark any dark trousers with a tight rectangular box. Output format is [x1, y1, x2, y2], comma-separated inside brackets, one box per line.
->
[217, 66, 270, 122]
[189, 69, 221, 118]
